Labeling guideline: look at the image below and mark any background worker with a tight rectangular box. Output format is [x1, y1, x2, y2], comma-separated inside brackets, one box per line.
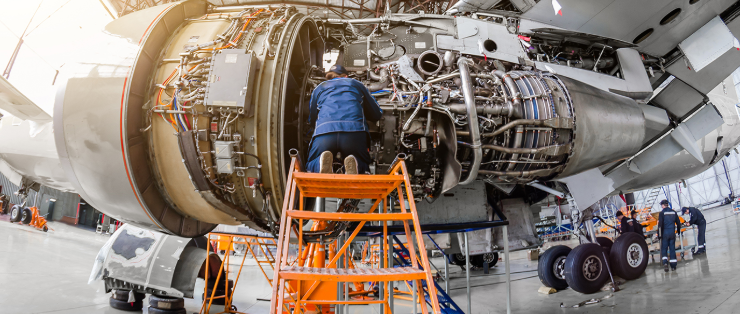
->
[306, 65, 383, 174]
[631, 210, 646, 239]
[658, 200, 682, 272]
[616, 211, 633, 234]
[681, 206, 707, 255]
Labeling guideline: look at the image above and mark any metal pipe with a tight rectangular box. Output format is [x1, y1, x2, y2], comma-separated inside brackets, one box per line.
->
[425, 108, 433, 137]
[465, 232, 471, 314]
[478, 143, 571, 156]
[480, 117, 573, 138]
[426, 72, 460, 84]
[477, 167, 560, 177]
[527, 181, 565, 198]
[458, 57, 482, 185]
[444, 254, 449, 294]
[504, 225, 511, 314]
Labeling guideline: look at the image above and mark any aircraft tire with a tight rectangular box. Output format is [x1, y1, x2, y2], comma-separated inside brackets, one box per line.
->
[109, 297, 143, 311]
[537, 245, 571, 290]
[609, 232, 649, 280]
[147, 307, 187, 314]
[149, 295, 185, 310]
[111, 289, 145, 301]
[20, 208, 32, 225]
[450, 253, 466, 266]
[564, 243, 609, 294]
[9, 205, 22, 222]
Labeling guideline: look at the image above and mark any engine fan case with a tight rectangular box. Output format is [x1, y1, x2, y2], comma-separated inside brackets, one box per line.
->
[556, 76, 646, 178]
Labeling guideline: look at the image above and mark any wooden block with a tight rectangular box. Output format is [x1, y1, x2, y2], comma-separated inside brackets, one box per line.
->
[538, 286, 557, 294]
[528, 249, 539, 260]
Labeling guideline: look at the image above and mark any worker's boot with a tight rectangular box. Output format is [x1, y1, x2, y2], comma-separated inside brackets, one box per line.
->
[319, 151, 333, 174]
[662, 259, 669, 273]
[344, 155, 358, 175]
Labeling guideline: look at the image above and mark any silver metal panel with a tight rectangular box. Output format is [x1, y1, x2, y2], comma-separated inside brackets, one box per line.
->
[417, 181, 488, 224]
[214, 141, 235, 159]
[492, 198, 540, 251]
[534, 49, 651, 100]
[610, 104, 725, 189]
[519, 0, 737, 56]
[205, 50, 256, 108]
[680, 16, 738, 72]
[101, 224, 207, 298]
[437, 17, 525, 64]
[216, 158, 236, 174]
[640, 104, 671, 140]
[556, 76, 646, 178]
[557, 168, 616, 209]
[651, 78, 705, 118]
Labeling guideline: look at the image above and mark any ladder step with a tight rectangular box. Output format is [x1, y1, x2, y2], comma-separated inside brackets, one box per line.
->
[292, 173, 404, 198]
[286, 211, 413, 221]
[279, 266, 426, 281]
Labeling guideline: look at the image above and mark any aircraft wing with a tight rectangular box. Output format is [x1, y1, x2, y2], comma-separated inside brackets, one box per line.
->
[0, 76, 51, 123]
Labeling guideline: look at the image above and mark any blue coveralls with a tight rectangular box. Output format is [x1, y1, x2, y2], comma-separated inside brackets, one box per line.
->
[306, 77, 383, 174]
[658, 207, 682, 269]
[685, 207, 707, 251]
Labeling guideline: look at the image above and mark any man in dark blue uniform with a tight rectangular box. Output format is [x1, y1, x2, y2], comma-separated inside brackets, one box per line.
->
[658, 199, 682, 272]
[616, 211, 632, 234]
[631, 210, 646, 239]
[681, 206, 707, 255]
[306, 65, 383, 174]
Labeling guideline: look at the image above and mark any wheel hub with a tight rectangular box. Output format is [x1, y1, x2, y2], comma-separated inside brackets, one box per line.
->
[553, 256, 567, 280]
[627, 243, 643, 267]
[483, 253, 496, 263]
[583, 255, 602, 281]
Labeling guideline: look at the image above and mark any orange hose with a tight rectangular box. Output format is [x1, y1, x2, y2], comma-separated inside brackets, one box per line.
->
[203, 9, 263, 51]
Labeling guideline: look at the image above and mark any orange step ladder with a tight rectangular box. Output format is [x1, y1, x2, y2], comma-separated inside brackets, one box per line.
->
[269, 154, 441, 314]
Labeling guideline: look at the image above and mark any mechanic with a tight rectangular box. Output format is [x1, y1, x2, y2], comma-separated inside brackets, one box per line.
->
[616, 210, 633, 234]
[305, 64, 383, 175]
[630, 210, 646, 239]
[681, 206, 707, 255]
[658, 199, 682, 272]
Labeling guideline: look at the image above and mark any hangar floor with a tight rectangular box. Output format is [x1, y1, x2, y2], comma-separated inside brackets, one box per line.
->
[1, 204, 739, 314]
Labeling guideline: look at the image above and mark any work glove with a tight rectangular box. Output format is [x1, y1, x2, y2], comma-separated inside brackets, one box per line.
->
[657, 235, 661, 240]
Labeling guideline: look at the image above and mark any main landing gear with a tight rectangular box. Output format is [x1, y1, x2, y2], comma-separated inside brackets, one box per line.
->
[538, 233, 648, 294]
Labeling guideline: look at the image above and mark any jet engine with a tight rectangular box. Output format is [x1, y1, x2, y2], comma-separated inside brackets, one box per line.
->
[54, 0, 649, 237]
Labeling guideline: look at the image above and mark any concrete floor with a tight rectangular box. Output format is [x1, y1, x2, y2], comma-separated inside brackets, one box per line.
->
[1, 204, 740, 313]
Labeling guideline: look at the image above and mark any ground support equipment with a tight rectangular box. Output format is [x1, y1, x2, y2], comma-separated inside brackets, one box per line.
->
[269, 155, 441, 314]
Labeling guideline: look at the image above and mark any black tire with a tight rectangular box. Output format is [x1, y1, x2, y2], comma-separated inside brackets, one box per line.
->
[609, 232, 649, 280]
[564, 243, 609, 294]
[112, 289, 145, 301]
[482, 252, 499, 267]
[147, 306, 187, 314]
[109, 297, 143, 311]
[20, 208, 32, 225]
[450, 253, 466, 266]
[595, 237, 613, 261]
[9, 205, 22, 222]
[42, 225, 48, 232]
[149, 295, 185, 310]
[538, 245, 572, 290]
